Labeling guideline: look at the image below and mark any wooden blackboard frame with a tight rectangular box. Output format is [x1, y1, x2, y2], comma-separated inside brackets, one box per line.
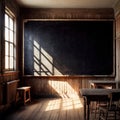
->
[23, 19, 115, 77]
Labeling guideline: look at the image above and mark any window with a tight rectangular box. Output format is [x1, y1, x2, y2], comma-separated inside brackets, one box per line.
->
[5, 8, 16, 71]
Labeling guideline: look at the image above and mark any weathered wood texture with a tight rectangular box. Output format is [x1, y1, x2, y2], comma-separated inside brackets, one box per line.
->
[116, 14, 120, 39]
[115, 0, 120, 88]
[22, 76, 114, 97]
[116, 13, 120, 84]
[5, 0, 19, 17]
[6, 80, 19, 104]
[20, 8, 114, 19]
[0, 98, 97, 120]
[114, 0, 120, 17]
[1, 97, 117, 120]
[0, 72, 19, 106]
[0, 0, 5, 74]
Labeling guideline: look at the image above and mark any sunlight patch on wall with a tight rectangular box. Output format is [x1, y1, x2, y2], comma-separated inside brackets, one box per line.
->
[48, 80, 79, 98]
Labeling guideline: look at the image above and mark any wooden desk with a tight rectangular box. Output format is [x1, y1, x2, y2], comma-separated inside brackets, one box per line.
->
[89, 80, 116, 89]
[80, 88, 120, 120]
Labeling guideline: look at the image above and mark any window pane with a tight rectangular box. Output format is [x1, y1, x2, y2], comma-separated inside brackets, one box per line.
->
[10, 43, 13, 56]
[10, 30, 13, 42]
[5, 42, 9, 56]
[5, 9, 16, 71]
[10, 18, 13, 30]
[5, 14, 8, 27]
[5, 56, 9, 69]
[5, 28, 9, 41]
[10, 57, 13, 69]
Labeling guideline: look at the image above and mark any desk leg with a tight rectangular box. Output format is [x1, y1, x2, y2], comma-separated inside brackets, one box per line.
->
[87, 103, 90, 120]
[84, 97, 87, 120]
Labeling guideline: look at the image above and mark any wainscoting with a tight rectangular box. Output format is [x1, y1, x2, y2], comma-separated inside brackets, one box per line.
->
[22, 76, 114, 98]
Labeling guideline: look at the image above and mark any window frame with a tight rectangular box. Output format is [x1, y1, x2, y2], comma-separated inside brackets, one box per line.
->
[4, 7, 16, 71]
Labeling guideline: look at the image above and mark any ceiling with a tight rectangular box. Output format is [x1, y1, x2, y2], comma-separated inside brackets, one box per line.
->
[16, 0, 119, 8]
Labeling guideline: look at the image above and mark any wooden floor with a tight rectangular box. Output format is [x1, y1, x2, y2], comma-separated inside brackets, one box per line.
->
[0, 98, 97, 120]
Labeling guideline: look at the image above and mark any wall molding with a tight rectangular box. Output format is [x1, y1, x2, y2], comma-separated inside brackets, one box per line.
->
[20, 8, 114, 20]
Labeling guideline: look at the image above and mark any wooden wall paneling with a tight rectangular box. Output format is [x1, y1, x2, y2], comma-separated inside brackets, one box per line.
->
[114, 0, 120, 88]
[0, 1, 2, 74]
[0, 0, 5, 108]
[0, 82, 5, 111]
[114, 0, 120, 17]
[116, 13, 120, 80]
[115, 39, 120, 88]
[0, 0, 5, 74]
[5, 0, 19, 17]
[22, 76, 114, 98]
[116, 14, 120, 39]
[115, 13, 120, 88]
[6, 80, 19, 104]
[20, 8, 114, 19]
[0, 84, 3, 105]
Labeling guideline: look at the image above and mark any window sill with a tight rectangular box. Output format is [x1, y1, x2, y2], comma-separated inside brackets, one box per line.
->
[2, 71, 19, 76]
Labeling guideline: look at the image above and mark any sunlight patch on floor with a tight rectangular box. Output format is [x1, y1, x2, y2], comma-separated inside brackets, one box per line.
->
[45, 80, 83, 111]
[45, 98, 83, 111]
[45, 99, 61, 111]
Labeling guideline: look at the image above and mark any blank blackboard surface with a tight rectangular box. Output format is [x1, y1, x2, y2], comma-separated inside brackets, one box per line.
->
[24, 20, 114, 76]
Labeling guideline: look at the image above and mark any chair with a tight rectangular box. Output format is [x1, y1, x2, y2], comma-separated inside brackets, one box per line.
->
[98, 92, 120, 120]
[16, 86, 31, 105]
[94, 86, 112, 118]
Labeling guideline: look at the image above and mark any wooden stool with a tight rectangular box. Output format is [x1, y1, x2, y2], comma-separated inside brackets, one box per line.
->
[16, 86, 31, 105]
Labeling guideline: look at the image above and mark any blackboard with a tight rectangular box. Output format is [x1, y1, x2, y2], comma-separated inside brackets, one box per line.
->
[24, 20, 114, 76]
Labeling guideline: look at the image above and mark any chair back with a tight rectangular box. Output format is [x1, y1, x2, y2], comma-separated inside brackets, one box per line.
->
[108, 92, 120, 108]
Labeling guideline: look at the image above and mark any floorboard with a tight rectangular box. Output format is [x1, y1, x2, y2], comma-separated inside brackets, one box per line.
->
[0, 98, 98, 120]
